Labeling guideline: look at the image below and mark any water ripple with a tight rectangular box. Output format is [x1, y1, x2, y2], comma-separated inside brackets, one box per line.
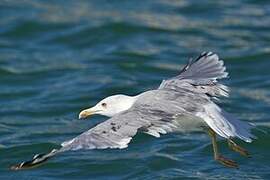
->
[0, 0, 270, 179]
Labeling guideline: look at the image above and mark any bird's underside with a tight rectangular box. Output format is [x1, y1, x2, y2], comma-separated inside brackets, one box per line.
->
[10, 52, 255, 170]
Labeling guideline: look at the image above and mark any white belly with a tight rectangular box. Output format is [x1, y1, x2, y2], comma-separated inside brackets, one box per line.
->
[173, 115, 207, 133]
[143, 115, 208, 138]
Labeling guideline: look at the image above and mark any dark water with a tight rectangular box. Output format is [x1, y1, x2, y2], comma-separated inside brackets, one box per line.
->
[1, 0, 270, 179]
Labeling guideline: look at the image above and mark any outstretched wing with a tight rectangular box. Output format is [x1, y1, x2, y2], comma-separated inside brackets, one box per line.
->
[159, 52, 229, 98]
[177, 51, 228, 81]
[11, 99, 182, 170]
[159, 52, 255, 142]
[61, 111, 144, 151]
[60, 106, 180, 151]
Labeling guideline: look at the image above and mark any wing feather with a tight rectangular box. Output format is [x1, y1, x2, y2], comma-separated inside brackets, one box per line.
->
[159, 52, 229, 99]
[60, 107, 181, 151]
[61, 112, 144, 150]
[178, 52, 228, 80]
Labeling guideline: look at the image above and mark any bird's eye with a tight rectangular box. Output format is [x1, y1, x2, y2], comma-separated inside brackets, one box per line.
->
[101, 103, 107, 108]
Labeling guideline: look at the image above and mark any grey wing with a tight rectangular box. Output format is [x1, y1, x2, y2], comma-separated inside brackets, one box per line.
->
[158, 52, 255, 142]
[159, 52, 229, 98]
[60, 108, 180, 151]
[61, 111, 144, 151]
[176, 52, 228, 81]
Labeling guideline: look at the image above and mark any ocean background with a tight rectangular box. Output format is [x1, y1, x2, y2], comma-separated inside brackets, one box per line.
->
[0, 0, 270, 179]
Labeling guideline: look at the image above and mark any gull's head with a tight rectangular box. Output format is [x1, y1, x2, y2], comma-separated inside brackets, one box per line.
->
[79, 94, 137, 119]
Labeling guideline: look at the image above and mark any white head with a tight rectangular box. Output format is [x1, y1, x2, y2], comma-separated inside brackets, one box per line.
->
[79, 94, 138, 119]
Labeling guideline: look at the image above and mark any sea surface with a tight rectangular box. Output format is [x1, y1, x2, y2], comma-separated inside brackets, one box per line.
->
[0, 0, 270, 179]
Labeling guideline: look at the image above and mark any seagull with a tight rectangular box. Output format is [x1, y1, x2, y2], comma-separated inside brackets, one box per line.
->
[11, 52, 255, 170]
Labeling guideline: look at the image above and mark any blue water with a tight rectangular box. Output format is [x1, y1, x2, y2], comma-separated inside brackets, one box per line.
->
[1, 0, 270, 179]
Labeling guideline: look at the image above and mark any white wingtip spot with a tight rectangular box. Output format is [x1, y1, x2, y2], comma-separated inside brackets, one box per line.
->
[117, 137, 132, 149]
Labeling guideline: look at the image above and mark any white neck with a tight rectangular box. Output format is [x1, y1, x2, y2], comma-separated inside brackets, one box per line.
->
[113, 95, 138, 114]
[99, 94, 139, 117]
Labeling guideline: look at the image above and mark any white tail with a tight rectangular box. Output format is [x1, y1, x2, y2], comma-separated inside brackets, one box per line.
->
[197, 103, 255, 142]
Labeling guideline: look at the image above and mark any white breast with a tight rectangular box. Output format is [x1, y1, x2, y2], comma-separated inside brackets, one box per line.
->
[173, 115, 207, 133]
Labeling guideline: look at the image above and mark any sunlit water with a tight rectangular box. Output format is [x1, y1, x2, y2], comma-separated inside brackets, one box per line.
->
[0, 0, 270, 179]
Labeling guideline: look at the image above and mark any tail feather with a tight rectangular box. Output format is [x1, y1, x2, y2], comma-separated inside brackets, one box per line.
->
[10, 149, 59, 170]
[197, 103, 255, 143]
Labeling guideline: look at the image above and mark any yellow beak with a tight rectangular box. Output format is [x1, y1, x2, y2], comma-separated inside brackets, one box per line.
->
[78, 108, 96, 119]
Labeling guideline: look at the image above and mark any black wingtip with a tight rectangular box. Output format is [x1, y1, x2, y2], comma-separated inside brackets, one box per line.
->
[180, 51, 216, 74]
[10, 153, 49, 170]
[10, 149, 58, 171]
[195, 51, 215, 62]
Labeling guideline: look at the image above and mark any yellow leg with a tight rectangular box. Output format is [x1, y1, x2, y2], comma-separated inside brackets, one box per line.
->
[208, 128, 238, 168]
[228, 139, 250, 157]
